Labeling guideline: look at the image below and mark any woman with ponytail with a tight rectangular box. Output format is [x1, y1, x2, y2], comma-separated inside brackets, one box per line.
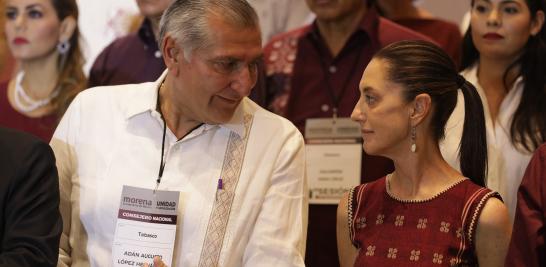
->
[441, 0, 546, 223]
[337, 40, 510, 267]
[0, 0, 86, 142]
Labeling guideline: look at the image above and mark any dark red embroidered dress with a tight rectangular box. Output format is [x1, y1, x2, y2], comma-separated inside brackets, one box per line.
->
[348, 176, 500, 266]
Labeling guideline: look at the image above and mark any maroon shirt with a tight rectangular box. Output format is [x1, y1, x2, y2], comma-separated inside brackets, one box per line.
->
[393, 18, 462, 67]
[0, 82, 58, 142]
[88, 19, 166, 87]
[264, 8, 433, 267]
[349, 178, 500, 266]
[506, 143, 546, 267]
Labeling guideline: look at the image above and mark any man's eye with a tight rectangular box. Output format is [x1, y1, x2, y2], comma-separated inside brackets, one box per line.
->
[215, 60, 237, 72]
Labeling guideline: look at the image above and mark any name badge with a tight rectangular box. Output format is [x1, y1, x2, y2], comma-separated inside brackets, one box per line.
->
[112, 185, 179, 266]
[305, 118, 362, 204]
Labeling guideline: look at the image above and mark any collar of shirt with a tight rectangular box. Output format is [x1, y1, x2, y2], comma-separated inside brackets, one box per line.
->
[304, 6, 380, 56]
[462, 63, 524, 127]
[121, 70, 247, 139]
[138, 18, 161, 52]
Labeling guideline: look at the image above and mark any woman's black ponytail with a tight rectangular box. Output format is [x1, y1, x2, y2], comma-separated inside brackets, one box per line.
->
[457, 76, 487, 186]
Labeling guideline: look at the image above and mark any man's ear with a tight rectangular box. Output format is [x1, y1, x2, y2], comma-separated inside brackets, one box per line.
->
[58, 16, 76, 44]
[410, 93, 431, 126]
[161, 35, 183, 73]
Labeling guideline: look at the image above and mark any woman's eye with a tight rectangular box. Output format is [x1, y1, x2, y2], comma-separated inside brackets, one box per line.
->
[474, 4, 488, 13]
[5, 9, 17, 20]
[365, 94, 376, 105]
[28, 9, 43, 18]
[503, 6, 519, 14]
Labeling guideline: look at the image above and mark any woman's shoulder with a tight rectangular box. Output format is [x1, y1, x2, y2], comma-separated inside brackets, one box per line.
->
[457, 179, 501, 201]
[352, 177, 387, 194]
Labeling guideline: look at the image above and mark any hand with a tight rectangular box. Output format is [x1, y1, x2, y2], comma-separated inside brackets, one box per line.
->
[143, 256, 168, 267]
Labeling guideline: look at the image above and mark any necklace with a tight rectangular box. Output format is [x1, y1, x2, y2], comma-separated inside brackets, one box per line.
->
[13, 71, 60, 112]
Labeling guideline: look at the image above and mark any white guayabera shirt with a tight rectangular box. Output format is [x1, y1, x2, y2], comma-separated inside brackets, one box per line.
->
[51, 71, 308, 267]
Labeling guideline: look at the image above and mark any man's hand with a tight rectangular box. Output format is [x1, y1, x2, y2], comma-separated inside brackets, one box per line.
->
[143, 256, 168, 267]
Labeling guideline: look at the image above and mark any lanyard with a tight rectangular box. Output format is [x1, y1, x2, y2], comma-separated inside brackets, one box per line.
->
[155, 118, 168, 193]
[155, 81, 168, 193]
[153, 82, 203, 192]
[311, 34, 364, 119]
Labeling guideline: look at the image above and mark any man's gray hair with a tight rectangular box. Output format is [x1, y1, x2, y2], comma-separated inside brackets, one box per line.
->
[159, 0, 259, 60]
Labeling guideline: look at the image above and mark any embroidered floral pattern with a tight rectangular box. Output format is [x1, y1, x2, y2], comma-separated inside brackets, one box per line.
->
[387, 248, 398, 259]
[450, 258, 459, 266]
[356, 217, 367, 229]
[417, 218, 427, 229]
[395, 215, 404, 226]
[433, 253, 444, 264]
[376, 214, 385, 225]
[456, 227, 463, 238]
[365, 245, 376, 256]
[440, 221, 450, 233]
[410, 250, 421, 261]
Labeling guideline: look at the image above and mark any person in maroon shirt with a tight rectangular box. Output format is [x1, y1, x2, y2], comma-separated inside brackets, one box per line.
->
[1, 0, 86, 142]
[87, 0, 172, 87]
[506, 143, 546, 267]
[374, 0, 463, 67]
[263, 0, 431, 265]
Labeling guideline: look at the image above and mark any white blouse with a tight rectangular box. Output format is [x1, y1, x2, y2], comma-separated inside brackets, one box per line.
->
[441, 64, 533, 222]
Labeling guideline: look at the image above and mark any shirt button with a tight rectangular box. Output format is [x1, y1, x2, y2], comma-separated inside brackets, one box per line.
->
[154, 51, 162, 58]
[329, 65, 337, 73]
[321, 104, 329, 112]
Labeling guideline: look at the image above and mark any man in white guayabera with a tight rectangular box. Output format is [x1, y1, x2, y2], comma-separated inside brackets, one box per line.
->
[50, 0, 307, 266]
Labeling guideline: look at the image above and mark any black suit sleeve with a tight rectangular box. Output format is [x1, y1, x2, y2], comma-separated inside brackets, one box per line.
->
[0, 141, 63, 267]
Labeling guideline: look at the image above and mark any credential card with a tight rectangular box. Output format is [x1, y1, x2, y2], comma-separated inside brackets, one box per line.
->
[305, 118, 363, 204]
[112, 185, 179, 267]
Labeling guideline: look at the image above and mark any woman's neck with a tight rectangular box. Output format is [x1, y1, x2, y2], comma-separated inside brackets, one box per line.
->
[388, 138, 463, 200]
[19, 52, 60, 99]
[316, 6, 367, 57]
[477, 56, 520, 91]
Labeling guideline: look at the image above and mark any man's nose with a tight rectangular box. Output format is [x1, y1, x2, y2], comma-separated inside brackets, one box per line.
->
[231, 64, 257, 96]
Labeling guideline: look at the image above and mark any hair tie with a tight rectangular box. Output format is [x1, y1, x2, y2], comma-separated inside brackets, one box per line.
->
[456, 74, 466, 88]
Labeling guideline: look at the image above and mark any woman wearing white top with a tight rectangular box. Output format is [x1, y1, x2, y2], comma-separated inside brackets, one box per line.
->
[441, 0, 546, 222]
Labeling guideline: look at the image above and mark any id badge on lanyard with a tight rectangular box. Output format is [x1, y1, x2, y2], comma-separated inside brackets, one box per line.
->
[112, 185, 180, 266]
[305, 117, 362, 204]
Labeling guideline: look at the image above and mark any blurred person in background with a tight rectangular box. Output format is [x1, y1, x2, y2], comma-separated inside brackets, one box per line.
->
[1, 3, 16, 82]
[441, 0, 546, 223]
[87, 0, 172, 87]
[0, 0, 86, 142]
[374, 0, 463, 66]
[247, 0, 312, 43]
[507, 143, 546, 266]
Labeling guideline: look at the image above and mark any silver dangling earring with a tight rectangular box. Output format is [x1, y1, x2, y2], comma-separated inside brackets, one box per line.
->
[410, 126, 417, 153]
[57, 41, 70, 55]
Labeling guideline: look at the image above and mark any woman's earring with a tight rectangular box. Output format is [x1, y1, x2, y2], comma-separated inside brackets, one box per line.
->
[57, 41, 71, 55]
[410, 127, 417, 153]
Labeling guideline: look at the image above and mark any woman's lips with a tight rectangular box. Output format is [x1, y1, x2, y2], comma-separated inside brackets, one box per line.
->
[13, 37, 29, 45]
[483, 33, 504, 40]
